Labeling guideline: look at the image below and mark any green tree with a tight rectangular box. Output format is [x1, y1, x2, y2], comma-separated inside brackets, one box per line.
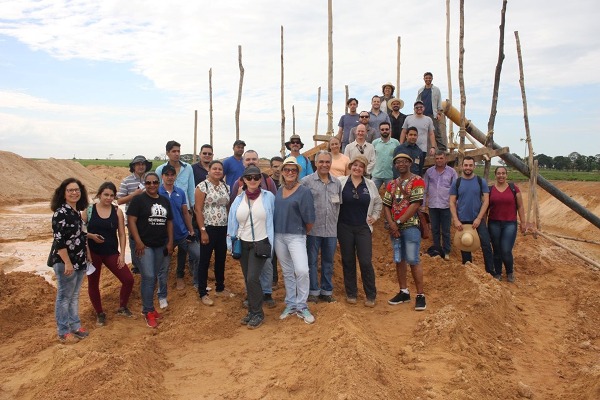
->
[553, 156, 570, 171]
[535, 153, 553, 169]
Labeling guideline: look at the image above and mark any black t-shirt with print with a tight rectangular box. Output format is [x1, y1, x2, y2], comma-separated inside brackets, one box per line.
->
[127, 192, 173, 248]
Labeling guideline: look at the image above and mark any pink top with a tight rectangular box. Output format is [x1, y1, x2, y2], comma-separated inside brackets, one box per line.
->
[488, 184, 520, 221]
[330, 153, 350, 178]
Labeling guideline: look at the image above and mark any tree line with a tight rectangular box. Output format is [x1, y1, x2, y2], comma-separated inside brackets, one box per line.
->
[505, 152, 600, 172]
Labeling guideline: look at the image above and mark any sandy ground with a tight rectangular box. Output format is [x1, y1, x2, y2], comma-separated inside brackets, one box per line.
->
[0, 150, 599, 400]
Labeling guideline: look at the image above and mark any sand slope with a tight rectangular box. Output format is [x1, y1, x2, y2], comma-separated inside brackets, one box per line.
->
[0, 154, 598, 400]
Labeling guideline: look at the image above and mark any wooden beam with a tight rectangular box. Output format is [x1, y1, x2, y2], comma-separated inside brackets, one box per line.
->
[302, 142, 328, 159]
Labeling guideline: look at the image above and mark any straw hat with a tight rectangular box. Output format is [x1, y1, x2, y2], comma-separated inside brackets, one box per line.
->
[282, 156, 302, 172]
[381, 82, 396, 93]
[453, 224, 481, 252]
[387, 97, 405, 111]
[347, 155, 369, 173]
[285, 134, 305, 150]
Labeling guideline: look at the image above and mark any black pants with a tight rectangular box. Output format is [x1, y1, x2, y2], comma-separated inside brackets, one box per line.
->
[338, 222, 377, 300]
[198, 225, 227, 297]
[240, 240, 266, 316]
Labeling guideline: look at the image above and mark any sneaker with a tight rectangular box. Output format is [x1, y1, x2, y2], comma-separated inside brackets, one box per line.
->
[96, 312, 106, 326]
[415, 294, 427, 311]
[296, 308, 315, 324]
[388, 292, 411, 305]
[279, 306, 296, 320]
[494, 274, 502, 281]
[507, 273, 515, 283]
[307, 294, 319, 303]
[444, 254, 450, 261]
[201, 295, 214, 306]
[364, 299, 376, 308]
[176, 278, 185, 290]
[144, 312, 158, 328]
[151, 310, 162, 319]
[319, 295, 337, 303]
[242, 299, 249, 309]
[159, 298, 168, 309]
[71, 328, 89, 339]
[215, 288, 236, 298]
[206, 286, 212, 292]
[247, 313, 264, 329]
[263, 294, 276, 309]
[58, 333, 78, 343]
[116, 307, 133, 317]
[240, 312, 252, 325]
[346, 297, 357, 305]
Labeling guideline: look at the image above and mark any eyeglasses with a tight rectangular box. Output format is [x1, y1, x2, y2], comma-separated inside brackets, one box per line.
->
[359, 115, 369, 118]
[244, 175, 261, 181]
[145, 180, 159, 185]
[415, 106, 424, 109]
[66, 188, 81, 193]
[282, 167, 298, 174]
[352, 188, 359, 199]
[202, 152, 213, 155]
[380, 128, 390, 131]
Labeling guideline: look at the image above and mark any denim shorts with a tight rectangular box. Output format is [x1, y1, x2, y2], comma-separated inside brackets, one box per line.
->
[392, 226, 421, 265]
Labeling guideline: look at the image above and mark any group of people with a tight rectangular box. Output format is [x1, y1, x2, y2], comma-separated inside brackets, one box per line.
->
[47, 73, 527, 342]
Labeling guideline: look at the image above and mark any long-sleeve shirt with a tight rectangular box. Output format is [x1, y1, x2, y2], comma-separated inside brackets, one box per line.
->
[344, 141, 376, 176]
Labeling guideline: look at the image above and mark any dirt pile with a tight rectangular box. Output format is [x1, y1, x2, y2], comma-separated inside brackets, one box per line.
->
[0, 155, 598, 399]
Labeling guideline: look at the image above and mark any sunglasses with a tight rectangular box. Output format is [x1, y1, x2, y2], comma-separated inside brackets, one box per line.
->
[145, 180, 159, 185]
[282, 167, 298, 173]
[202, 152, 213, 155]
[352, 188, 360, 200]
[244, 175, 261, 181]
[290, 141, 301, 145]
[359, 115, 369, 118]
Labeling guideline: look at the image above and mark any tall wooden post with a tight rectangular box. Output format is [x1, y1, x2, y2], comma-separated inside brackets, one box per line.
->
[445, 0, 454, 147]
[396, 36, 401, 99]
[326, 0, 334, 135]
[209, 68, 213, 146]
[235, 45, 244, 140]
[344, 85, 349, 114]
[292, 105, 296, 135]
[484, 0, 508, 181]
[315, 87, 321, 145]
[457, 0, 466, 170]
[280, 26, 286, 156]
[193, 110, 198, 164]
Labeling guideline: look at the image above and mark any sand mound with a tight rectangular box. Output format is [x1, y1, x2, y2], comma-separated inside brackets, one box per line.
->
[0, 155, 599, 399]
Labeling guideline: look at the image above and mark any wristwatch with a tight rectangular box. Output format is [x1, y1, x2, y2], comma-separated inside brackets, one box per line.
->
[200, 227, 206, 231]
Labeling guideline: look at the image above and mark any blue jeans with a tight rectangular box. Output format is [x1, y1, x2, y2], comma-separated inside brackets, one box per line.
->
[488, 220, 518, 275]
[260, 257, 273, 295]
[174, 237, 200, 286]
[460, 220, 494, 275]
[139, 246, 168, 313]
[371, 177, 391, 191]
[53, 263, 85, 336]
[129, 234, 141, 270]
[274, 233, 310, 310]
[429, 208, 452, 255]
[307, 236, 337, 296]
[392, 226, 421, 264]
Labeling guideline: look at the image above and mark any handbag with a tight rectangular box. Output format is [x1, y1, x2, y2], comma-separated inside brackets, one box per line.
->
[231, 236, 242, 259]
[248, 197, 271, 259]
[417, 209, 431, 240]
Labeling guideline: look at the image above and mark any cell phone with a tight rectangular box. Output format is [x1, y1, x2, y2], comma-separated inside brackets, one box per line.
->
[187, 234, 197, 242]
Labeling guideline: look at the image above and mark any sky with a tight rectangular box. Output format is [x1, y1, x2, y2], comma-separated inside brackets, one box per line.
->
[1, 0, 599, 161]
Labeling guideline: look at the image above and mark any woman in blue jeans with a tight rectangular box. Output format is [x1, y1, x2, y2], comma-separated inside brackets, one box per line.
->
[487, 167, 527, 282]
[48, 178, 91, 343]
[126, 172, 173, 328]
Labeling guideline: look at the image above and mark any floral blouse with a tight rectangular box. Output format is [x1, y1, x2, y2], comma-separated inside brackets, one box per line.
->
[49, 203, 87, 270]
[198, 180, 230, 227]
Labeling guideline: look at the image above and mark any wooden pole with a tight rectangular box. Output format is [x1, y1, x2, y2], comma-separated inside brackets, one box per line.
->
[326, 0, 334, 135]
[193, 110, 198, 164]
[235, 45, 244, 140]
[537, 231, 600, 270]
[292, 105, 296, 135]
[396, 36, 401, 99]
[457, 0, 466, 170]
[484, 0, 508, 181]
[515, 31, 534, 173]
[209, 68, 213, 146]
[445, 0, 454, 147]
[344, 85, 349, 115]
[315, 87, 321, 145]
[281, 26, 286, 157]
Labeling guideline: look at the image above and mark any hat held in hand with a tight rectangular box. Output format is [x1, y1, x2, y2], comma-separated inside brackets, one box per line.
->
[453, 224, 481, 252]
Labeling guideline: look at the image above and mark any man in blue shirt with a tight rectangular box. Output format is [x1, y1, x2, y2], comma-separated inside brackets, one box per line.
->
[285, 134, 313, 179]
[449, 156, 494, 274]
[155, 140, 196, 209]
[223, 139, 246, 188]
[157, 164, 200, 306]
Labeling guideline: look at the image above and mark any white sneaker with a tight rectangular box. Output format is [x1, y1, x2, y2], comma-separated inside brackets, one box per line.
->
[201, 295, 214, 306]
[159, 298, 168, 309]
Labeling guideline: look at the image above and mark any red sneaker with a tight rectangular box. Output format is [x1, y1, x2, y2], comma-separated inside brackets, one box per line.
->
[71, 327, 89, 339]
[144, 312, 158, 328]
[151, 310, 162, 319]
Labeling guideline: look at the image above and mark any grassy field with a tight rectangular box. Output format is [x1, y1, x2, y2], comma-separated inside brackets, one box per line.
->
[69, 159, 599, 181]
